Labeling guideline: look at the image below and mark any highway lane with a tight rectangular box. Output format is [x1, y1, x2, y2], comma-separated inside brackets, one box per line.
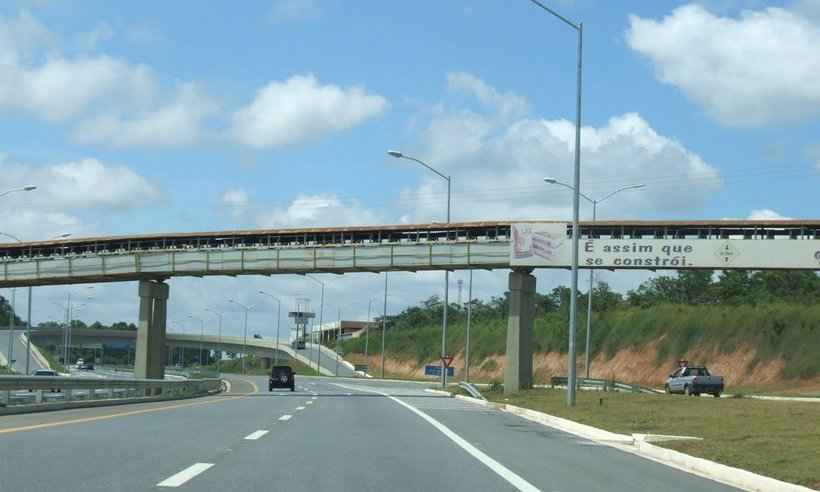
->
[0, 375, 740, 491]
[0, 332, 47, 374]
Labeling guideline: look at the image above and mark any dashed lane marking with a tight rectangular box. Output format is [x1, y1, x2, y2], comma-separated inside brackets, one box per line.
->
[306, 401, 313, 405]
[278, 414, 293, 421]
[157, 463, 214, 487]
[295, 406, 305, 411]
[244, 430, 269, 440]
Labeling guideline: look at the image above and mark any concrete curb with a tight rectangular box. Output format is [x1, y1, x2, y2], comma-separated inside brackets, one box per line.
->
[452, 394, 814, 492]
[424, 388, 453, 397]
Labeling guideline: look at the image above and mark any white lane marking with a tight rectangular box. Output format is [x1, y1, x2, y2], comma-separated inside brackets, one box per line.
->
[332, 383, 541, 492]
[278, 414, 293, 421]
[295, 406, 305, 411]
[345, 392, 353, 396]
[244, 430, 269, 440]
[311, 396, 317, 400]
[157, 463, 214, 487]
[306, 401, 313, 405]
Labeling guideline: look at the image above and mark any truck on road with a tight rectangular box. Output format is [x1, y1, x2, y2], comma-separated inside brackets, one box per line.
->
[665, 362, 724, 397]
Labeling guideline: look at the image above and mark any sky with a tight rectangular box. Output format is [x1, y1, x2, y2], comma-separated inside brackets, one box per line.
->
[1, 0, 819, 338]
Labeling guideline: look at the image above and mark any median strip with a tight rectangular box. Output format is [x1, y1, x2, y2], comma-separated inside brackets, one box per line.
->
[244, 430, 268, 440]
[157, 463, 213, 487]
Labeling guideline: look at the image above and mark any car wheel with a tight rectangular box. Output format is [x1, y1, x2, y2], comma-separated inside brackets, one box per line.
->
[290, 385, 295, 392]
[713, 392, 721, 398]
[684, 385, 692, 396]
[664, 384, 671, 394]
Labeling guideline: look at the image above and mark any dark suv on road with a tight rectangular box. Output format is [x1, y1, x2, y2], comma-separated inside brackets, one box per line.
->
[269, 365, 295, 392]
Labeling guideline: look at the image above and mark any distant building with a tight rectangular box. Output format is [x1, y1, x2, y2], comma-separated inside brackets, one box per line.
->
[316, 320, 377, 341]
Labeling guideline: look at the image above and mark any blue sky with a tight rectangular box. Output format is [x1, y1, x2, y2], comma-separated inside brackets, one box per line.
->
[2, 0, 819, 336]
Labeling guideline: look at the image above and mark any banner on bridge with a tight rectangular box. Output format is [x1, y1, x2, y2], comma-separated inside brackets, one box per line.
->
[510, 222, 820, 270]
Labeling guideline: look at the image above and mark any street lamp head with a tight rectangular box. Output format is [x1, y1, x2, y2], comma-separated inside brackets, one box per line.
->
[55, 233, 72, 239]
[387, 150, 403, 159]
[22, 185, 37, 191]
[543, 177, 557, 184]
[258, 290, 265, 294]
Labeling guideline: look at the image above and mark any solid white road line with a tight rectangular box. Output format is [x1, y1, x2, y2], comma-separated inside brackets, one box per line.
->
[278, 414, 293, 421]
[332, 383, 541, 492]
[157, 463, 214, 487]
[244, 430, 269, 440]
[296, 406, 305, 410]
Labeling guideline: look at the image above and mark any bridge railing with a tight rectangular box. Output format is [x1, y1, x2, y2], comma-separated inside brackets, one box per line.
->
[0, 376, 223, 414]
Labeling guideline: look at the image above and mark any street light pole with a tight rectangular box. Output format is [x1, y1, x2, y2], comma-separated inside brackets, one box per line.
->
[465, 270, 473, 383]
[258, 291, 282, 366]
[527, 0, 583, 406]
[380, 273, 388, 379]
[205, 309, 223, 374]
[229, 300, 253, 375]
[544, 179, 644, 378]
[387, 150, 451, 388]
[306, 275, 324, 375]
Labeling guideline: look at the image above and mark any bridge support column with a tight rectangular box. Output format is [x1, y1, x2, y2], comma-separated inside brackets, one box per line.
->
[504, 268, 535, 395]
[261, 357, 272, 370]
[135, 280, 169, 380]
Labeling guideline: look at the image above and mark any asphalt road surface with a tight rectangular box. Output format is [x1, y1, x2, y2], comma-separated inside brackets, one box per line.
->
[0, 375, 740, 491]
[0, 331, 46, 374]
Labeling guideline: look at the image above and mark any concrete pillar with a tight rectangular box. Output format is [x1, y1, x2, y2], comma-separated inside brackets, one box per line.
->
[135, 280, 169, 379]
[261, 357, 272, 370]
[504, 268, 535, 394]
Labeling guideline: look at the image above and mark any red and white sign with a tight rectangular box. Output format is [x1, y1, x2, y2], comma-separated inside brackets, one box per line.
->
[441, 356, 454, 368]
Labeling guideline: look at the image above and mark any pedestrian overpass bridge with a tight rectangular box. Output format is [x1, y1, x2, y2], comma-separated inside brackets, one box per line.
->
[3, 220, 819, 392]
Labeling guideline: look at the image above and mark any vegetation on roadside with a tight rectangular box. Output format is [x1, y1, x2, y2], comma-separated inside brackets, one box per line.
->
[485, 388, 820, 489]
[0, 365, 14, 375]
[206, 354, 315, 376]
[339, 270, 820, 380]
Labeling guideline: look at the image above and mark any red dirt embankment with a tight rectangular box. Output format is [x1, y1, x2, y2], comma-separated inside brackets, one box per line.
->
[348, 340, 820, 390]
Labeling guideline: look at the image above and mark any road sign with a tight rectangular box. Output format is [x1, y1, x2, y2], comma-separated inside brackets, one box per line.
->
[425, 365, 454, 377]
[441, 356, 454, 368]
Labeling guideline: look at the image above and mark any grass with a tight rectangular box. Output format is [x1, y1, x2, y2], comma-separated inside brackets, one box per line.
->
[339, 302, 820, 383]
[0, 365, 14, 375]
[486, 388, 820, 489]
[36, 347, 66, 373]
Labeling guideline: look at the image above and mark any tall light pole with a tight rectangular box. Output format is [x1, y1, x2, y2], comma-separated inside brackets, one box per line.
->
[305, 275, 324, 375]
[204, 308, 223, 374]
[380, 273, 389, 379]
[0, 186, 41, 374]
[188, 315, 205, 366]
[387, 150, 451, 388]
[465, 270, 473, 383]
[526, 0, 583, 406]
[229, 299, 253, 374]
[258, 291, 282, 365]
[545, 178, 645, 378]
[0, 185, 36, 199]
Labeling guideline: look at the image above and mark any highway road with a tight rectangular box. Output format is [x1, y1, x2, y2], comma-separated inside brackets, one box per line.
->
[0, 375, 740, 491]
[0, 332, 46, 374]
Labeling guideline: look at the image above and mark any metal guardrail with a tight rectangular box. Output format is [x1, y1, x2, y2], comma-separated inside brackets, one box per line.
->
[0, 376, 223, 411]
[458, 381, 487, 400]
[550, 376, 661, 394]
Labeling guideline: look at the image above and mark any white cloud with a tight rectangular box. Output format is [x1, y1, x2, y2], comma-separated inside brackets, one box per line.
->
[270, 0, 320, 23]
[747, 208, 792, 220]
[76, 21, 114, 51]
[230, 74, 387, 148]
[257, 194, 381, 228]
[446, 71, 529, 121]
[222, 188, 249, 208]
[72, 83, 219, 147]
[402, 74, 721, 223]
[627, 4, 820, 125]
[1, 156, 161, 210]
